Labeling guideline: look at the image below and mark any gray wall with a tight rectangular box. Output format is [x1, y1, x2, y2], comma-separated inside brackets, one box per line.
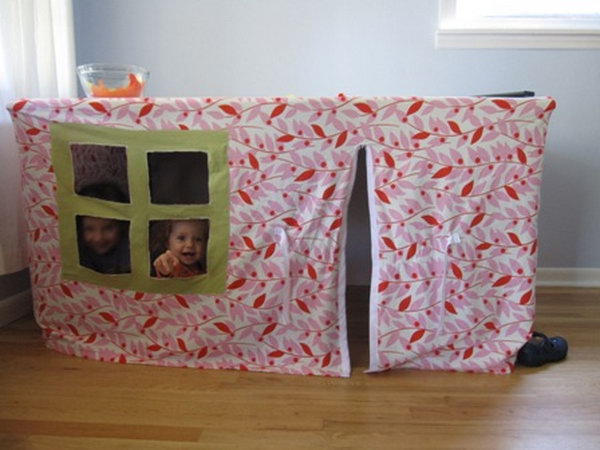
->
[73, 0, 600, 284]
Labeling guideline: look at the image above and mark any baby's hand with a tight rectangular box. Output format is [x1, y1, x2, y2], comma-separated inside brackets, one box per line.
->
[153, 250, 180, 277]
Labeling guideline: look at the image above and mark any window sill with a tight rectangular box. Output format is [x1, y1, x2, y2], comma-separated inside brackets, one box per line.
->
[436, 28, 600, 49]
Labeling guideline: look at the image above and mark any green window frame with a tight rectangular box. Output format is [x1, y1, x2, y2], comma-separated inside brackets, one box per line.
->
[51, 123, 229, 294]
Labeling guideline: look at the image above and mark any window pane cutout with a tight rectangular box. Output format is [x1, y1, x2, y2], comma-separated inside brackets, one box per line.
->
[76, 215, 131, 275]
[51, 123, 229, 294]
[148, 151, 209, 205]
[149, 219, 209, 278]
[71, 144, 130, 203]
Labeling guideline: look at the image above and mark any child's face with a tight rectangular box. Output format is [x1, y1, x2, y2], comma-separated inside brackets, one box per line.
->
[81, 216, 121, 255]
[167, 221, 206, 267]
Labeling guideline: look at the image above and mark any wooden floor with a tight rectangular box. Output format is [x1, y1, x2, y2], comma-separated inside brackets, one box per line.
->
[0, 286, 599, 450]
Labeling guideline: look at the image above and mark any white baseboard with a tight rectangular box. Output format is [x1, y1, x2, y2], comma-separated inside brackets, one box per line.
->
[536, 268, 600, 288]
[0, 289, 32, 328]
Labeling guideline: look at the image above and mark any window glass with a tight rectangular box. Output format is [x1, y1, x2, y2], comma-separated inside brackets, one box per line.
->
[438, 0, 600, 48]
[455, 1, 600, 20]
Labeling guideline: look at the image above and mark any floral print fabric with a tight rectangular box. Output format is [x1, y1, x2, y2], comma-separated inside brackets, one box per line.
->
[7, 95, 554, 376]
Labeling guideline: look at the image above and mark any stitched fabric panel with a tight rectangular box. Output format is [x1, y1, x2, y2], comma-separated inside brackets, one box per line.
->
[365, 97, 555, 374]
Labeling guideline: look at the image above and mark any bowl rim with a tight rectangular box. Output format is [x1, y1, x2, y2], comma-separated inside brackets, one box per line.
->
[77, 63, 149, 76]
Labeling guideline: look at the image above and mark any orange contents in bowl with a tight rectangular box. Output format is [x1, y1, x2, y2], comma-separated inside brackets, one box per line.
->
[91, 73, 144, 97]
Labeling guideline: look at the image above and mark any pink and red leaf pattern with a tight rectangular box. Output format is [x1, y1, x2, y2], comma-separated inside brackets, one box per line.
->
[6, 95, 554, 378]
[365, 96, 554, 375]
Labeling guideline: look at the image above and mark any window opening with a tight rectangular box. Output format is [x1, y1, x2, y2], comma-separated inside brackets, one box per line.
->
[76, 215, 131, 275]
[148, 151, 209, 205]
[149, 219, 209, 278]
[71, 144, 130, 203]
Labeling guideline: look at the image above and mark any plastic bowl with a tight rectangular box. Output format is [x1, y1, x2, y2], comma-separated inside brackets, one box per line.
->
[77, 63, 149, 98]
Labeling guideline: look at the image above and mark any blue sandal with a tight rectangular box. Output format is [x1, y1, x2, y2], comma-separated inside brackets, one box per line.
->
[517, 331, 568, 367]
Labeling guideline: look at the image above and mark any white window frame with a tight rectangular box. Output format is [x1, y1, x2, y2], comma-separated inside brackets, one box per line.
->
[436, 0, 600, 49]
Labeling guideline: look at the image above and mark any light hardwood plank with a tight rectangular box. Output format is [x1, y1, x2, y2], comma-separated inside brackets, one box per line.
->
[0, 286, 599, 449]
